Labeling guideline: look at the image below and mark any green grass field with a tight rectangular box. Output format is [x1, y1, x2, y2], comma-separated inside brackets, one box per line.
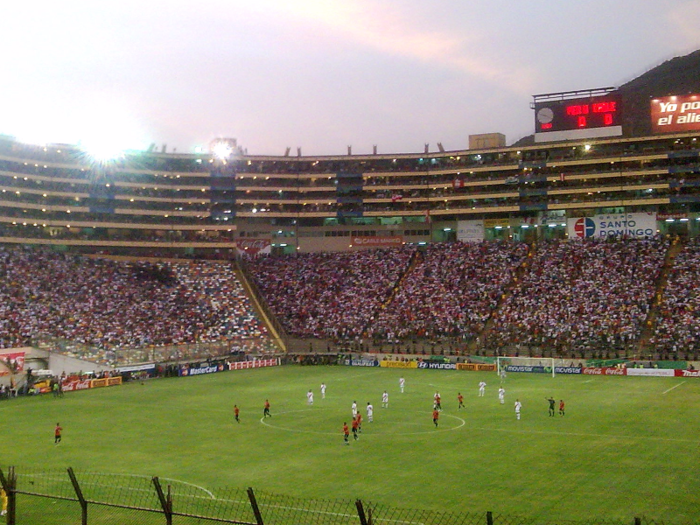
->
[2, 365, 699, 523]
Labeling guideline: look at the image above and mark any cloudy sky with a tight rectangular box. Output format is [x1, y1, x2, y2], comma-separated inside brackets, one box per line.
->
[2, 0, 700, 156]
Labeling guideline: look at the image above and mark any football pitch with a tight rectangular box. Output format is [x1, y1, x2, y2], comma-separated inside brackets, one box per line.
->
[2, 365, 699, 523]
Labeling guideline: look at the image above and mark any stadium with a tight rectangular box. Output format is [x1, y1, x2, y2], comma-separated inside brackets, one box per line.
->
[2, 48, 700, 525]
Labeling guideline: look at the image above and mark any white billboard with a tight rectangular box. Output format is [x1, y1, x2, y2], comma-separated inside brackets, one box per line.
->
[457, 220, 485, 242]
[567, 213, 656, 239]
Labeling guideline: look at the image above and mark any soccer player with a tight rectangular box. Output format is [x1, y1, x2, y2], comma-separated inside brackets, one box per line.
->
[351, 401, 358, 418]
[478, 381, 486, 397]
[352, 417, 359, 440]
[382, 390, 389, 408]
[321, 383, 326, 399]
[356, 412, 362, 433]
[234, 404, 240, 423]
[307, 389, 314, 405]
[434, 392, 441, 411]
[54, 422, 62, 444]
[399, 377, 405, 393]
[366, 402, 374, 422]
[263, 400, 271, 418]
[559, 399, 565, 416]
[514, 399, 522, 420]
[500, 367, 507, 382]
[432, 408, 439, 427]
[343, 422, 350, 445]
[546, 397, 556, 417]
[457, 392, 464, 409]
[498, 387, 505, 405]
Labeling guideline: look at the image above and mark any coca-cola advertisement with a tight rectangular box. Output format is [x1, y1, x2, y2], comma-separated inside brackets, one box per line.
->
[583, 367, 626, 376]
[236, 238, 272, 256]
[0, 351, 25, 376]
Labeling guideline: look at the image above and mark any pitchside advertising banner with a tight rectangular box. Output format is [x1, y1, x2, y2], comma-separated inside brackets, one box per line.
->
[344, 358, 379, 367]
[380, 360, 418, 369]
[418, 362, 457, 370]
[651, 94, 700, 134]
[567, 213, 656, 239]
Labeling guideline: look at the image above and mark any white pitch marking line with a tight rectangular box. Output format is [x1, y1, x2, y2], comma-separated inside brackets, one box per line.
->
[662, 381, 686, 395]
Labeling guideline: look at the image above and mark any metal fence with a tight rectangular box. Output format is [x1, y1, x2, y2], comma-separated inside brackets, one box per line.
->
[0, 467, 691, 525]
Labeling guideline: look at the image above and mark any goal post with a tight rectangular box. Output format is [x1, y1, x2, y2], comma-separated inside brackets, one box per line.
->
[497, 357, 570, 378]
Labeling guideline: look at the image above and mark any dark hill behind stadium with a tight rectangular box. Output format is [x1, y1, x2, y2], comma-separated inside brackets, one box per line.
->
[513, 49, 700, 146]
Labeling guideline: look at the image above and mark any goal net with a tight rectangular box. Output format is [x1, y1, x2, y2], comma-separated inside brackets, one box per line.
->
[496, 357, 571, 378]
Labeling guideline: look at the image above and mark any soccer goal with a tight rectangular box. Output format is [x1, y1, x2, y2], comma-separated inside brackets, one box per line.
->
[496, 357, 571, 378]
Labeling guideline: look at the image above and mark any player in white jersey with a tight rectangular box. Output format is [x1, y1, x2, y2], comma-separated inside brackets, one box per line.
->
[352, 401, 358, 417]
[514, 399, 522, 420]
[500, 367, 507, 382]
[382, 390, 389, 408]
[366, 402, 374, 422]
[320, 383, 326, 399]
[307, 390, 314, 405]
[478, 381, 486, 397]
[498, 387, 505, 405]
[399, 377, 405, 393]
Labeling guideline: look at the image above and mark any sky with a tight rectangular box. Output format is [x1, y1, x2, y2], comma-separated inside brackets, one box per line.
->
[1, 0, 700, 156]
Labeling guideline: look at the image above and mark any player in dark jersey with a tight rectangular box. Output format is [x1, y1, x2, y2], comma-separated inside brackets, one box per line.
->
[546, 397, 556, 417]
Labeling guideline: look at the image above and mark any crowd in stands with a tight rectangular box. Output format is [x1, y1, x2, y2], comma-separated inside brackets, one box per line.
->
[246, 248, 415, 339]
[0, 246, 269, 361]
[3, 236, 700, 366]
[485, 238, 669, 353]
[369, 242, 529, 340]
[651, 237, 700, 353]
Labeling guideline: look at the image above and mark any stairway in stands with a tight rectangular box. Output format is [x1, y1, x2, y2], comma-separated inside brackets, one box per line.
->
[469, 243, 536, 353]
[636, 237, 684, 354]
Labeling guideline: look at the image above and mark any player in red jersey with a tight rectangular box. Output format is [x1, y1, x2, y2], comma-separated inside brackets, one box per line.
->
[457, 392, 464, 409]
[432, 409, 439, 427]
[54, 423, 63, 444]
[234, 405, 240, 423]
[351, 418, 359, 440]
[263, 400, 271, 418]
[355, 412, 362, 433]
[559, 400, 565, 416]
[343, 423, 350, 445]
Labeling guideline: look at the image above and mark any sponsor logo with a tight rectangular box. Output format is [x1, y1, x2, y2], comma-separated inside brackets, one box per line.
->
[573, 218, 596, 238]
[380, 361, 418, 369]
[554, 367, 582, 375]
[350, 359, 379, 367]
[418, 362, 457, 370]
[352, 236, 403, 246]
[456, 363, 497, 372]
[505, 365, 549, 373]
[604, 368, 626, 376]
[583, 368, 603, 375]
[228, 359, 279, 370]
[681, 369, 700, 377]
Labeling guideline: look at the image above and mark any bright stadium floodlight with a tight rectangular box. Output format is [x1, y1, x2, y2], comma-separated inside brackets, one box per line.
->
[212, 142, 233, 160]
[209, 138, 238, 161]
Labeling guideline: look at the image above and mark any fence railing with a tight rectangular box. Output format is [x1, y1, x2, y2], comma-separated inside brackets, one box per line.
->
[0, 466, 689, 525]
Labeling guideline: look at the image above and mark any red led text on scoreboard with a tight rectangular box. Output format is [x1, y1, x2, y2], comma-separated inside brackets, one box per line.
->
[565, 101, 617, 128]
[565, 101, 617, 116]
